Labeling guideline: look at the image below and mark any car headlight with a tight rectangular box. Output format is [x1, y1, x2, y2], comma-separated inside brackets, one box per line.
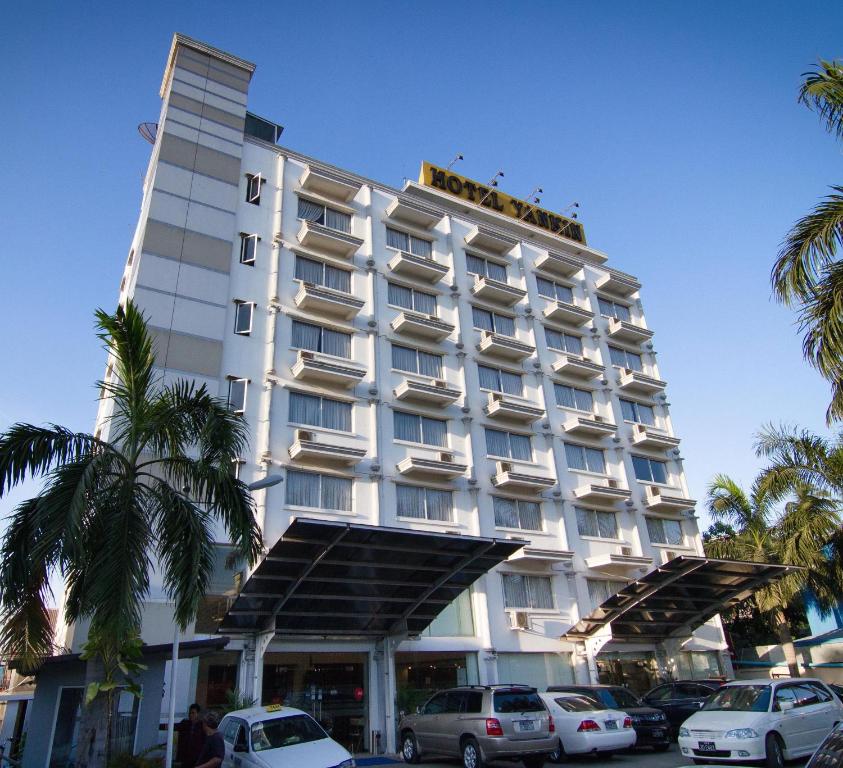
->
[724, 728, 759, 739]
[656, 712, 666, 721]
[679, 727, 690, 737]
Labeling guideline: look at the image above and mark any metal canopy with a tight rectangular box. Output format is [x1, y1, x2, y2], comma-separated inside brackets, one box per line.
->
[219, 518, 525, 638]
[564, 556, 801, 643]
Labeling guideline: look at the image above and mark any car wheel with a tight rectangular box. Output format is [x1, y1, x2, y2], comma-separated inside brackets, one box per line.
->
[401, 731, 420, 764]
[765, 732, 784, 768]
[462, 737, 485, 768]
[653, 743, 670, 752]
[548, 738, 567, 763]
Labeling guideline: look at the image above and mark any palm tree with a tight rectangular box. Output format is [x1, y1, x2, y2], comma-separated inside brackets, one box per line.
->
[0, 301, 263, 767]
[771, 59, 843, 423]
[704, 472, 842, 677]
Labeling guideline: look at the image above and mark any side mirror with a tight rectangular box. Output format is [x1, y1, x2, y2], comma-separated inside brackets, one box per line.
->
[779, 700, 795, 713]
[234, 743, 248, 753]
[416, 705, 423, 714]
[697, 701, 705, 708]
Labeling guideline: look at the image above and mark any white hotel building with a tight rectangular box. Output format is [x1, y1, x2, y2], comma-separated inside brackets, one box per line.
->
[51, 33, 738, 756]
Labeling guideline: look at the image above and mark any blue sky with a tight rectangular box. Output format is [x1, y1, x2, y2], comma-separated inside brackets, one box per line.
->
[0, 0, 840, 541]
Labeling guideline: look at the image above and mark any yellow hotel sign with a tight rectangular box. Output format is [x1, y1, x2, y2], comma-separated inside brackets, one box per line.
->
[419, 162, 585, 245]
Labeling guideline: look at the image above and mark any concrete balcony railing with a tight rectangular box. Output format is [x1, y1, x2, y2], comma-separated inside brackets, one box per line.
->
[297, 220, 364, 259]
[631, 424, 680, 451]
[299, 166, 361, 202]
[543, 300, 593, 326]
[492, 461, 555, 494]
[572, 481, 632, 505]
[534, 251, 583, 278]
[385, 198, 443, 229]
[562, 414, 617, 438]
[388, 251, 448, 283]
[393, 377, 461, 406]
[617, 369, 666, 395]
[397, 453, 468, 479]
[470, 276, 526, 307]
[288, 429, 366, 466]
[390, 311, 454, 342]
[585, 546, 653, 573]
[290, 350, 366, 389]
[644, 486, 696, 513]
[477, 331, 534, 361]
[551, 354, 604, 380]
[484, 392, 545, 424]
[465, 225, 517, 255]
[294, 283, 364, 320]
[607, 319, 653, 344]
[596, 270, 641, 297]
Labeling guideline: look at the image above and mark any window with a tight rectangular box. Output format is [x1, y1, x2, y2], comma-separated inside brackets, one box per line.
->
[246, 173, 262, 204]
[393, 410, 447, 447]
[545, 327, 583, 355]
[587, 579, 626, 605]
[289, 392, 352, 432]
[564, 443, 606, 474]
[536, 276, 574, 304]
[127, 249, 134, 266]
[396, 484, 453, 522]
[291, 320, 351, 358]
[646, 517, 683, 545]
[286, 470, 352, 511]
[576, 507, 618, 539]
[472, 307, 515, 336]
[294, 255, 351, 293]
[608, 345, 643, 371]
[502, 574, 553, 609]
[234, 302, 253, 335]
[597, 296, 631, 322]
[477, 365, 523, 396]
[466, 253, 507, 282]
[386, 227, 432, 258]
[227, 378, 247, 414]
[297, 197, 351, 234]
[620, 398, 655, 426]
[493, 497, 542, 531]
[485, 428, 532, 461]
[388, 282, 437, 315]
[391, 344, 443, 378]
[240, 233, 258, 265]
[554, 383, 593, 412]
[632, 455, 668, 484]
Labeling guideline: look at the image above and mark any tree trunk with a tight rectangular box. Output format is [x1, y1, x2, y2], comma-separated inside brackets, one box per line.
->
[775, 609, 801, 678]
[75, 658, 110, 768]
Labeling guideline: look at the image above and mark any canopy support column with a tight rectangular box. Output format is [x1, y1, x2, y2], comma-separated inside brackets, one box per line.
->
[238, 630, 274, 704]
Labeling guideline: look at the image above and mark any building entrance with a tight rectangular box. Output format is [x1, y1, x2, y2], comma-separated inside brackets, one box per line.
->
[395, 652, 479, 718]
[262, 652, 367, 754]
[597, 651, 658, 693]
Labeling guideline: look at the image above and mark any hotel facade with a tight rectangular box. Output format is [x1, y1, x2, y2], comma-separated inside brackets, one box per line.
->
[44, 34, 734, 758]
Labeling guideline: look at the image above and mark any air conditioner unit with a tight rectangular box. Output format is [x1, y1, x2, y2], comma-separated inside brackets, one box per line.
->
[620, 546, 633, 557]
[482, 330, 493, 340]
[490, 393, 503, 402]
[663, 550, 679, 564]
[607, 479, 619, 489]
[649, 486, 661, 496]
[512, 611, 531, 630]
[428, 314, 438, 321]
[497, 461, 513, 474]
[303, 281, 316, 288]
[295, 429, 314, 442]
[439, 452, 454, 463]
[593, 414, 604, 422]
[299, 350, 315, 360]
[635, 424, 645, 433]
[433, 379, 447, 388]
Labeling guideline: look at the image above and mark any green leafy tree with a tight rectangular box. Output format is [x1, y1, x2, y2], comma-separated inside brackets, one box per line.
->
[0, 302, 263, 767]
[772, 59, 843, 423]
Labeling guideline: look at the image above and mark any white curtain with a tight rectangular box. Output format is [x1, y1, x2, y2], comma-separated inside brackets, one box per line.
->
[485, 429, 510, 458]
[386, 227, 408, 250]
[324, 264, 351, 293]
[576, 507, 597, 537]
[556, 284, 573, 303]
[421, 416, 447, 447]
[500, 370, 522, 396]
[528, 576, 553, 609]
[472, 307, 494, 332]
[466, 254, 486, 276]
[518, 501, 542, 531]
[413, 290, 436, 315]
[417, 350, 442, 378]
[321, 475, 352, 511]
[295, 255, 323, 284]
[478, 365, 499, 391]
[509, 433, 531, 461]
[584, 447, 605, 474]
[410, 235, 432, 258]
[503, 574, 528, 608]
[391, 344, 416, 373]
[597, 510, 617, 538]
[494, 314, 515, 337]
[297, 198, 324, 223]
[494, 497, 519, 528]
[564, 333, 583, 356]
[325, 208, 351, 233]
[536, 276, 556, 299]
[486, 261, 507, 282]
[565, 443, 587, 471]
[545, 328, 563, 350]
[289, 391, 321, 426]
[322, 398, 351, 431]
[286, 469, 320, 507]
[426, 489, 453, 521]
[292, 320, 321, 351]
[393, 411, 420, 442]
[664, 519, 683, 545]
[388, 282, 413, 310]
[322, 328, 351, 358]
[397, 484, 424, 518]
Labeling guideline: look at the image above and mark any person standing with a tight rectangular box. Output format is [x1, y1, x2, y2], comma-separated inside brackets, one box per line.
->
[194, 712, 225, 768]
[174, 703, 206, 768]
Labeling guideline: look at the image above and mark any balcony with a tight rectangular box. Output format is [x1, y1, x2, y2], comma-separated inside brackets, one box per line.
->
[508, 547, 575, 565]
[585, 548, 653, 574]
[288, 430, 366, 466]
[397, 453, 468, 479]
[471, 276, 526, 306]
[617, 369, 666, 395]
[572, 482, 632, 505]
[644, 486, 696, 513]
[299, 166, 361, 202]
[551, 355, 604, 380]
[492, 461, 555, 494]
[543, 300, 594, 326]
[631, 424, 680, 451]
[607, 319, 653, 344]
[477, 331, 534, 361]
[562, 414, 617, 438]
[390, 311, 454, 342]
[534, 251, 583, 278]
[388, 251, 449, 283]
[485, 392, 545, 423]
[297, 221, 364, 259]
[596, 270, 641, 297]
[291, 350, 366, 389]
[465, 225, 517, 255]
[295, 283, 364, 320]
[385, 198, 442, 229]
[394, 377, 461, 406]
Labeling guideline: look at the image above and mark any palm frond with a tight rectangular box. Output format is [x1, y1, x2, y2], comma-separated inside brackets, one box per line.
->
[705, 474, 758, 529]
[799, 59, 843, 140]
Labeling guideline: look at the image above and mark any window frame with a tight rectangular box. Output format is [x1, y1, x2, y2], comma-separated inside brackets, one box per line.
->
[233, 301, 254, 336]
[285, 469, 353, 512]
[632, 455, 669, 484]
[554, 382, 594, 413]
[296, 196, 352, 234]
[472, 306, 516, 337]
[393, 409, 448, 448]
[477, 364, 523, 397]
[501, 573, 555, 610]
[545, 326, 583, 355]
[291, 319, 353, 359]
[492, 496, 543, 532]
[586, 578, 627, 606]
[239, 233, 258, 265]
[536, 275, 575, 304]
[597, 296, 632, 321]
[619, 398, 656, 426]
[564, 442, 607, 475]
[387, 281, 438, 316]
[608, 345, 643, 372]
[227, 378, 248, 415]
[466, 253, 508, 282]
[294, 254, 352, 294]
[390, 343, 444, 378]
[385, 226, 433, 259]
[646, 516, 684, 546]
[485, 427, 533, 462]
[395, 483, 454, 523]
[288, 390, 353, 433]
[576, 506, 619, 540]
[245, 173, 263, 205]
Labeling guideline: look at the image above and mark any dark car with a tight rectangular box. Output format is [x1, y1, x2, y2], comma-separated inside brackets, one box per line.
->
[641, 680, 727, 736]
[806, 720, 843, 767]
[547, 685, 670, 751]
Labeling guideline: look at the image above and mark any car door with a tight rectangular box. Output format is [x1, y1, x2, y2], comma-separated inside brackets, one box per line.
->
[644, 684, 681, 729]
[796, 683, 837, 752]
[673, 683, 713, 725]
[415, 692, 448, 754]
[436, 691, 467, 757]
[773, 684, 806, 753]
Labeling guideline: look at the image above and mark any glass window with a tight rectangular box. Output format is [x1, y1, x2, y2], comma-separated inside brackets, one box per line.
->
[250, 714, 327, 751]
[620, 398, 655, 425]
[485, 429, 532, 461]
[586, 579, 626, 605]
[632, 456, 668, 484]
[297, 197, 351, 233]
[478, 365, 523, 396]
[564, 443, 606, 474]
[467, 254, 507, 282]
[646, 517, 684, 545]
[234, 302, 253, 335]
[576, 507, 618, 539]
[291, 320, 351, 359]
[386, 227, 432, 258]
[545, 328, 583, 355]
[608, 345, 643, 371]
[391, 344, 443, 378]
[240, 233, 257, 265]
[396, 484, 453, 522]
[295, 256, 351, 293]
[502, 574, 554, 609]
[227, 378, 247, 414]
[286, 470, 352, 511]
[289, 392, 352, 432]
[246, 173, 262, 204]
[472, 307, 515, 336]
[388, 282, 437, 315]
[536, 276, 574, 304]
[493, 497, 542, 531]
[597, 297, 632, 322]
[554, 383, 593, 411]
[393, 411, 447, 447]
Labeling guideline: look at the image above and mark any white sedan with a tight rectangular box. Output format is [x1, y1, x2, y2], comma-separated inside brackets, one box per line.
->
[538, 691, 636, 762]
[218, 704, 356, 768]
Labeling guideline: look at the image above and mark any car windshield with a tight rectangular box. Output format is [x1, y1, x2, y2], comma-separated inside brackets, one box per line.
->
[605, 688, 640, 708]
[250, 714, 328, 752]
[494, 691, 545, 713]
[553, 696, 600, 712]
[702, 685, 771, 712]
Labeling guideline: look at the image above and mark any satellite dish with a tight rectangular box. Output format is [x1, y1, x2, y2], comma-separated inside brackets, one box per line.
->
[138, 122, 158, 145]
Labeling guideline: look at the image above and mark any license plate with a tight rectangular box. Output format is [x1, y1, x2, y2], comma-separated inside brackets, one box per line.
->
[651, 729, 664, 738]
[515, 719, 536, 732]
[605, 720, 618, 730]
[698, 741, 716, 752]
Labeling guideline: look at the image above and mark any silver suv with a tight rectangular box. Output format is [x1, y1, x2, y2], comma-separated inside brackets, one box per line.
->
[398, 684, 555, 767]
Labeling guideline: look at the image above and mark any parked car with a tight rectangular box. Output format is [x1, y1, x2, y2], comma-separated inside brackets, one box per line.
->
[538, 691, 636, 762]
[806, 719, 843, 767]
[218, 705, 355, 768]
[547, 684, 670, 751]
[397, 684, 555, 767]
[831, 683, 843, 702]
[677, 677, 843, 767]
[642, 680, 727, 735]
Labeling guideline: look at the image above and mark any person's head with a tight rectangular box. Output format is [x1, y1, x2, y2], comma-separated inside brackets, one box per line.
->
[202, 711, 221, 734]
[188, 703, 201, 722]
